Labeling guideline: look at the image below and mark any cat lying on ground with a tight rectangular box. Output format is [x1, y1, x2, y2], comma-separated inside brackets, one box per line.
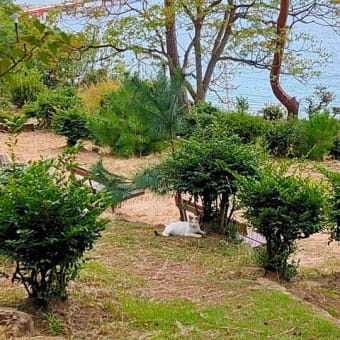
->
[154, 215, 206, 238]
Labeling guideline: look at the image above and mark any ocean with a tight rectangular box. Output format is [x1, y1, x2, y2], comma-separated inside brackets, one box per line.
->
[14, 0, 340, 114]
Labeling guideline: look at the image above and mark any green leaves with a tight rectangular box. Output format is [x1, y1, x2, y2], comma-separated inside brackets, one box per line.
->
[136, 129, 260, 230]
[318, 167, 340, 242]
[0, 152, 110, 307]
[0, 4, 73, 78]
[51, 106, 91, 146]
[88, 71, 183, 157]
[238, 162, 328, 279]
[32, 18, 46, 34]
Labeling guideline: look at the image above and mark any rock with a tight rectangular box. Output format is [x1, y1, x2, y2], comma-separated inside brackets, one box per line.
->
[0, 307, 34, 337]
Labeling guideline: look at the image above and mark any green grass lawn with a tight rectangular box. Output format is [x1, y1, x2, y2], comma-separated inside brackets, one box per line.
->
[1, 220, 339, 339]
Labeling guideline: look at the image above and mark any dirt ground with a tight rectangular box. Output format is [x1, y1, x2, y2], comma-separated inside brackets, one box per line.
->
[1, 130, 339, 271]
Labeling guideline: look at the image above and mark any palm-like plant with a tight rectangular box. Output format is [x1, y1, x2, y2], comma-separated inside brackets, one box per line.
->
[130, 68, 185, 152]
[90, 160, 144, 208]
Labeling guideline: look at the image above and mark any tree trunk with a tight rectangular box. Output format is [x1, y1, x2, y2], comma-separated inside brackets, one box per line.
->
[164, 0, 180, 76]
[270, 0, 299, 119]
[164, 0, 190, 107]
[194, 20, 204, 102]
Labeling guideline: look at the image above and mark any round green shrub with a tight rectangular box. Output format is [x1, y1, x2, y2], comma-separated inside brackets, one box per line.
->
[52, 108, 91, 146]
[238, 163, 327, 280]
[135, 132, 260, 234]
[263, 120, 302, 158]
[24, 86, 83, 128]
[212, 112, 268, 144]
[0, 155, 110, 307]
[259, 103, 286, 121]
[296, 113, 339, 160]
[9, 68, 46, 107]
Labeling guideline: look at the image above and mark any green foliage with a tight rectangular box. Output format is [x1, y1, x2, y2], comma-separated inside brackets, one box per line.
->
[43, 312, 64, 335]
[259, 103, 286, 121]
[235, 96, 250, 114]
[0, 150, 110, 307]
[0, 110, 25, 126]
[90, 160, 144, 208]
[89, 71, 184, 157]
[330, 135, 340, 160]
[8, 68, 46, 107]
[135, 131, 260, 234]
[0, 4, 71, 79]
[263, 114, 339, 160]
[263, 120, 302, 158]
[51, 107, 91, 146]
[318, 167, 340, 243]
[238, 163, 327, 279]
[0, 86, 14, 110]
[181, 101, 220, 136]
[211, 112, 268, 144]
[24, 86, 83, 128]
[88, 78, 158, 157]
[296, 113, 339, 160]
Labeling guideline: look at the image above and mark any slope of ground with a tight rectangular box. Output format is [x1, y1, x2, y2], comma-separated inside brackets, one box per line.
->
[0, 130, 340, 338]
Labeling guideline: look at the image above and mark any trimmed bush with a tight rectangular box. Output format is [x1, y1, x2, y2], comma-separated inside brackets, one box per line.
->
[135, 132, 260, 235]
[213, 112, 268, 144]
[263, 120, 302, 158]
[52, 108, 91, 146]
[318, 167, 340, 242]
[24, 86, 83, 128]
[9, 68, 46, 107]
[0, 152, 110, 307]
[238, 163, 327, 279]
[181, 102, 220, 137]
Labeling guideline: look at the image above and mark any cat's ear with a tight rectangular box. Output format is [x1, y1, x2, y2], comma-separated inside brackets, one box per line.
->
[188, 215, 193, 221]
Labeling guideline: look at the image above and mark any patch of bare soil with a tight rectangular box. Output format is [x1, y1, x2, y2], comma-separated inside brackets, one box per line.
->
[1, 130, 340, 316]
[0, 130, 179, 226]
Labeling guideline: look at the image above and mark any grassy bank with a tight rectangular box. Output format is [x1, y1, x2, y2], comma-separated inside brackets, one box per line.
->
[1, 220, 339, 339]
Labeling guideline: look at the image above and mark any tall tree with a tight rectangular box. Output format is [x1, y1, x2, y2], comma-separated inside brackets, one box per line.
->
[164, 0, 180, 76]
[82, 1, 339, 109]
[270, 0, 299, 119]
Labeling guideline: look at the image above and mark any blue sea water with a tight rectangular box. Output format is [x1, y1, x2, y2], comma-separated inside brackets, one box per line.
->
[15, 0, 340, 114]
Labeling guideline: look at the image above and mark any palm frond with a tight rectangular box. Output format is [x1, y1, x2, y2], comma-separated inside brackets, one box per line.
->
[90, 160, 144, 207]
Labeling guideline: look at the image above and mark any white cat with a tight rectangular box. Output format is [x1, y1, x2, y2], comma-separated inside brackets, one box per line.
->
[155, 215, 206, 238]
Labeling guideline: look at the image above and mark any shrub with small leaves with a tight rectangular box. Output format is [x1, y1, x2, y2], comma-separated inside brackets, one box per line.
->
[9, 68, 46, 107]
[318, 167, 340, 242]
[212, 112, 268, 144]
[296, 112, 339, 160]
[238, 162, 327, 280]
[259, 103, 286, 121]
[135, 132, 260, 234]
[181, 101, 220, 137]
[24, 86, 82, 128]
[0, 150, 110, 307]
[52, 107, 91, 146]
[263, 120, 302, 158]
